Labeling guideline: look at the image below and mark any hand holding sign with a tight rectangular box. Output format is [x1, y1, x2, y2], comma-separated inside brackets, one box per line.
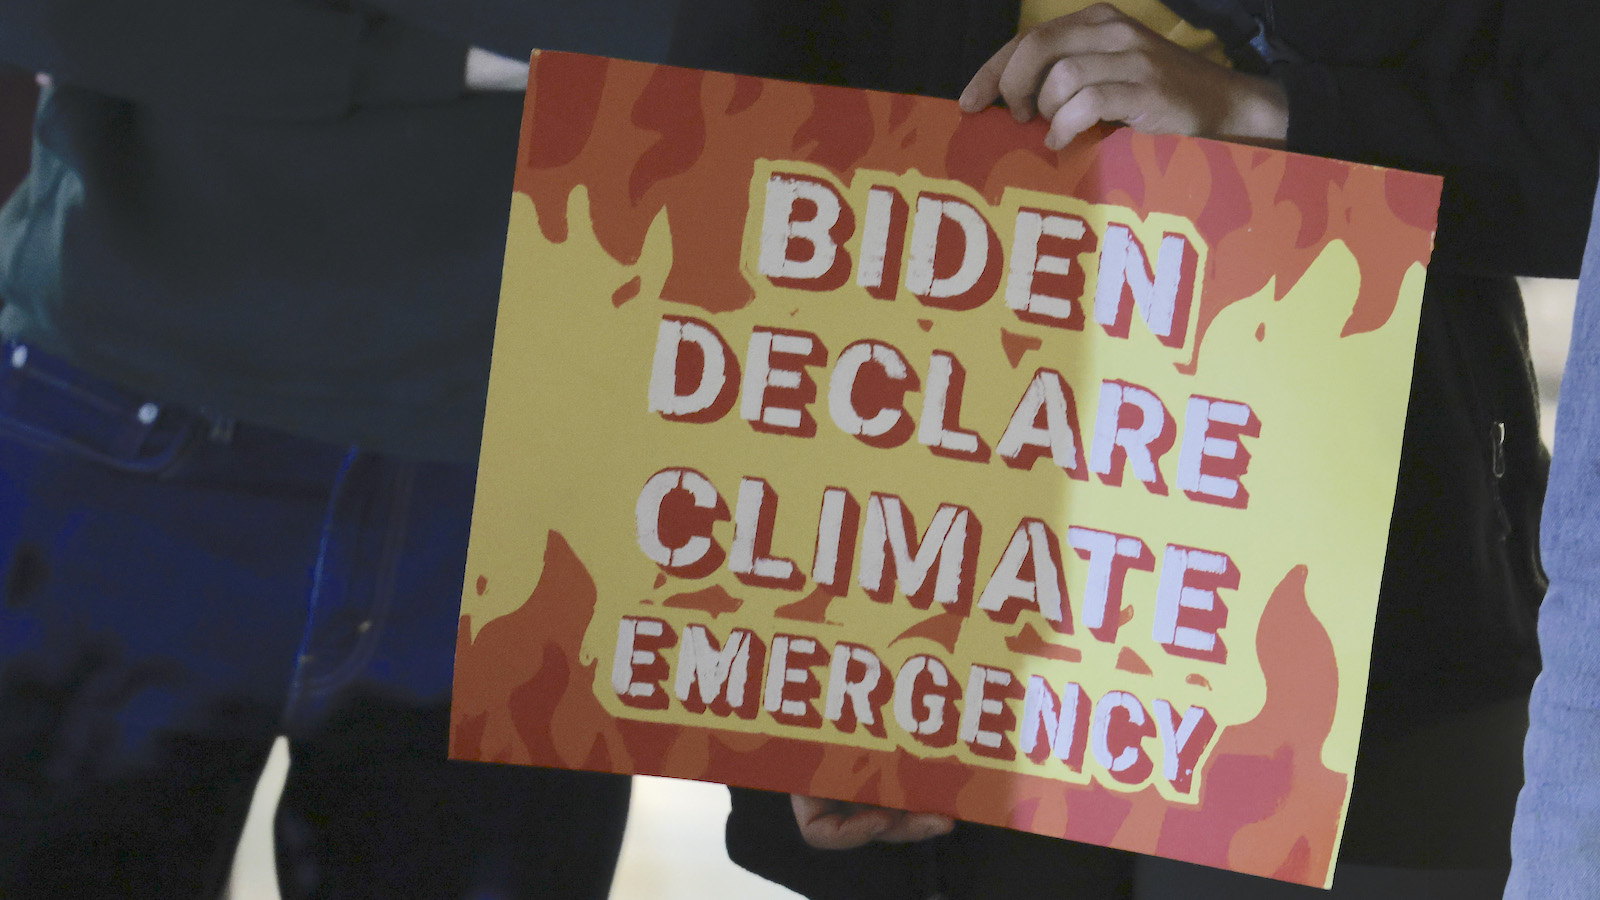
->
[958, 2, 1287, 150]
[790, 795, 955, 850]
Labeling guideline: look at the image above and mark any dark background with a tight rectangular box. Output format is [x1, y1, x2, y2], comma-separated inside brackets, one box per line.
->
[0, 63, 38, 309]
[0, 64, 37, 205]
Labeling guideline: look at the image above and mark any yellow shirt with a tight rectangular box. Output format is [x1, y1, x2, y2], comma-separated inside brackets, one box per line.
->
[1018, 0, 1227, 64]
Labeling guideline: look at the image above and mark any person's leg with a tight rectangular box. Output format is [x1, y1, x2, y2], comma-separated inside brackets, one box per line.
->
[1134, 858, 1509, 899]
[1134, 698, 1527, 899]
[933, 824, 1135, 899]
[276, 700, 632, 900]
[274, 454, 631, 900]
[0, 342, 340, 898]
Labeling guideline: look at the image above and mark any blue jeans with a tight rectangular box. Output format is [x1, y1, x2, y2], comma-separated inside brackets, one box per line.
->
[0, 341, 630, 899]
[1506, 180, 1600, 898]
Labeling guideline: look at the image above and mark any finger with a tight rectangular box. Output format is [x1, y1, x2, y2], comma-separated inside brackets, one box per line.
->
[959, 34, 1022, 113]
[1073, 2, 1137, 26]
[874, 811, 957, 844]
[1035, 51, 1150, 121]
[791, 796, 895, 851]
[1045, 82, 1147, 150]
[995, 12, 1150, 121]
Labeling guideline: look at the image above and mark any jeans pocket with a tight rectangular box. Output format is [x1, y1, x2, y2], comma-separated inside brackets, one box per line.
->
[0, 343, 196, 476]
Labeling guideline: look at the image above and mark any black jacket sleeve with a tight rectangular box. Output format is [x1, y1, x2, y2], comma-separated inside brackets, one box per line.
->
[0, 0, 470, 120]
[353, 0, 681, 66]
[0, 0, 686, 121]
[1267, 0, 1600, 277]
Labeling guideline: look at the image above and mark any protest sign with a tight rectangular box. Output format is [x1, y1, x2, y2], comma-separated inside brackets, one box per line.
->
[450, 50, 1440, 888]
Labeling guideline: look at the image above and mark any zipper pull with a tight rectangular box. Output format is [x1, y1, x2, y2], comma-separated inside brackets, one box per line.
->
[1492, 420, 1506, 479]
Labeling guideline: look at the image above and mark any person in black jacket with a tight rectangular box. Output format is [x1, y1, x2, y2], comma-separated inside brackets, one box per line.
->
[678, 1, 1600, 896]
[0, 3, 680, 898]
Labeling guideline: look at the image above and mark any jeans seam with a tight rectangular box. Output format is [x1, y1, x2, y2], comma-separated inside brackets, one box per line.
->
[0, 346, 195, 476]
[300, 460, 415, 694]
[0, 414, 192, 476]
[13, 364, 133, 416]
[283, 446, 361, 722]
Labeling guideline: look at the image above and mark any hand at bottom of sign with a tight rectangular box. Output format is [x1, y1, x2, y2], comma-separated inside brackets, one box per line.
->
[790, 794, 956, 849]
